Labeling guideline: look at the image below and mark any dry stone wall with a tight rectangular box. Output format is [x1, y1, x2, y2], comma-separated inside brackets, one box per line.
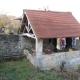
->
[0, 34, 24, 61]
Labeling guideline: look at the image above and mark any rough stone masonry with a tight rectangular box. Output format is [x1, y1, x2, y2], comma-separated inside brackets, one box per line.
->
[0, 34, 24, 61]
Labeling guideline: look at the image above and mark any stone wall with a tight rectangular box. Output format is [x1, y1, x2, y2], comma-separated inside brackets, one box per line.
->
[24, 50, 80, 71]
[42, 51, 80, 70]
[0, 34, 24, 61]
[20, 36, 35, 51]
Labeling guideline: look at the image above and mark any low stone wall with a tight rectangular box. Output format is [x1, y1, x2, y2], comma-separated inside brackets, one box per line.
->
[0, 34, 24, 61]
[42, 51, 80, 70]
[24, 50, 80, 71]
[24, 50, 36, 66]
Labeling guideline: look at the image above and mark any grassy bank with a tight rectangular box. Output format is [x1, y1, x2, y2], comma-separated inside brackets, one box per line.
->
[0, 59, 72, 80]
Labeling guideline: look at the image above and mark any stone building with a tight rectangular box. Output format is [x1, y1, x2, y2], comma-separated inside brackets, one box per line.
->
[20, 9, 80, 70]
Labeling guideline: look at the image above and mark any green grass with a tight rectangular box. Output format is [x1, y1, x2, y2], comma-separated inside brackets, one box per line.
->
[0, 59, 69, 80]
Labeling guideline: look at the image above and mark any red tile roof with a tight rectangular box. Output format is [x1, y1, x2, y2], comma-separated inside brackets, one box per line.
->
[23, 9, 80, 38]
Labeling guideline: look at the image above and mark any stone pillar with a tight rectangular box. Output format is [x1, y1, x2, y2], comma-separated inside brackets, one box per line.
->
[35, 38, 43, 68]
[79, 37, 80, 50]
[20, 35, 24, 49]
[20, 35, 27, 49]
[36, 39, 43, 54]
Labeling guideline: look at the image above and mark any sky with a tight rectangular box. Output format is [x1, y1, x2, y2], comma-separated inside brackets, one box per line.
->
[0, 0, 80, 22]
